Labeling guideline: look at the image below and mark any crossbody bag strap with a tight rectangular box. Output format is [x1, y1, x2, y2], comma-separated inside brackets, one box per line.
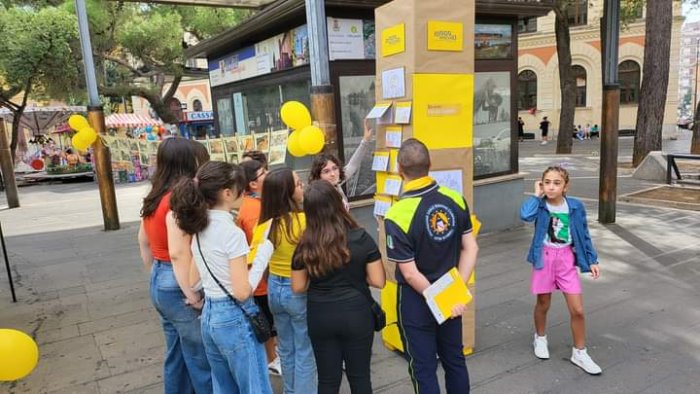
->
[195, 234, 253, 320]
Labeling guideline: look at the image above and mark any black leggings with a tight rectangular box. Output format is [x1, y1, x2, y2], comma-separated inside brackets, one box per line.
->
[307, 296, 375, 394]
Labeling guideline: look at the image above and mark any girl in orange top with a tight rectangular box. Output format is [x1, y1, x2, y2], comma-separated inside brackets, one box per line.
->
[137, 138, 212, 393]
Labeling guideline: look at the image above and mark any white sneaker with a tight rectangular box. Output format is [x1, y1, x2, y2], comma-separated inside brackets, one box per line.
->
[570, 347, 602, 375]
[268, 357, 282, 376]
[541, 140, 548, 145]
[533, 334, 550, 359]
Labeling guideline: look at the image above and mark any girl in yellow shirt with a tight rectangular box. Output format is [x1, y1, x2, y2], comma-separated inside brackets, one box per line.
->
[259, 168, 317, 393]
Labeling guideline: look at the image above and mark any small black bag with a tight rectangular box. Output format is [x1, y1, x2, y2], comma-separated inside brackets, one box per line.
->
[339, 269, 386, 332]
[196, 234, 272, 343]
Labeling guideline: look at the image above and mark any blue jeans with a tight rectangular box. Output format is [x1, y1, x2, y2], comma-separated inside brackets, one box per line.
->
[201, 297, 273, 394]
[268, 274, 317, 394]
[150, 261, 212, 394]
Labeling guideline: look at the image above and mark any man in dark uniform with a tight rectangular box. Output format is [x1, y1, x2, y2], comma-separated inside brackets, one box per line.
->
[384, 139, 479, 394]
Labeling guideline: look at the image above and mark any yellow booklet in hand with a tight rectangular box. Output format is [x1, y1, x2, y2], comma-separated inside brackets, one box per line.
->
[423, 267, 472, 324]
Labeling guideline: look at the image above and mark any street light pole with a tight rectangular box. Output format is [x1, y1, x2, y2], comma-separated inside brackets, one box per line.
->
[693, 40, 699, 116]
[304, 0, 337, 154]
[75, 0, 120, 230]
[598, 0, 621, 224]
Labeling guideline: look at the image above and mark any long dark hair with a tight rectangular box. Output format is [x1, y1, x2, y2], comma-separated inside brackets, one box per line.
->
[141, 138, 210, 217]
[260, 168, 302, 247]
[308, 153, 345, 183]
[169, 161, 246, 235]
[293, 180, 359, 277]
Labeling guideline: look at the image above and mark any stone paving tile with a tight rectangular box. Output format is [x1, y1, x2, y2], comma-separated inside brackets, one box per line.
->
[95, 362, 162, 394]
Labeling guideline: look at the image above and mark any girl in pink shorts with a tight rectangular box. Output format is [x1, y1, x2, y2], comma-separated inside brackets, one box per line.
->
[520, 166, 602, 375]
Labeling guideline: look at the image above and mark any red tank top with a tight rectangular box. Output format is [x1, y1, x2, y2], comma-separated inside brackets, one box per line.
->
[143, 192, 172, 262]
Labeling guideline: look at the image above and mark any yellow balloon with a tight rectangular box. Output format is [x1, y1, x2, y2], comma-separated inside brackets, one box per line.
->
[280, 101, 312, 130]
[0, 329, 39, 381]
[80, 127, 98, 145]
[72, 132, 90, 151]
[68, 115, 89, 131]
[287, 130, 306, 157]
[299, 125, 325, 155]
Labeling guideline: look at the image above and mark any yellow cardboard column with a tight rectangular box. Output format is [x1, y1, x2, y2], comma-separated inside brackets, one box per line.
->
[375, 0, 477, 355]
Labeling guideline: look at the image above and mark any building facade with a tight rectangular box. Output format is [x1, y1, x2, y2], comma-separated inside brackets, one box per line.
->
[517, 0, 682, 138]
[678, 20, 700, 116]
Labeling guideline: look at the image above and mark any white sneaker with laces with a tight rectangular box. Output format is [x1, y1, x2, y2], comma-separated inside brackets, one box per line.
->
[541, 140, 548, 145]
[570, 347, 602, 375]
[533, 334, 549, 359]
[268, 357, 282, 376]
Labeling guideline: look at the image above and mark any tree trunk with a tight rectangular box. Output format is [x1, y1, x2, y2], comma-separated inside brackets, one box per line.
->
[691, 101, 700, 154]
[632, 0, 672, 167]
[10, 112, 22, 163]
[554, 4, 575, 154]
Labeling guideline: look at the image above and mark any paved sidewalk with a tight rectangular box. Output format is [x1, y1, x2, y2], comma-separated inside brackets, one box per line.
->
[1, 136, 699, 393]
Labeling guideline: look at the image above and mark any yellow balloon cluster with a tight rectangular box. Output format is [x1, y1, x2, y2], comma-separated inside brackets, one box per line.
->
[68, 115, 98, 152]
[280, 101, 325, 157]
[0, 329, 39, 381]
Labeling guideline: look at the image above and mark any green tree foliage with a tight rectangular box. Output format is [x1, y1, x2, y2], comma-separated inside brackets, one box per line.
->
[0, 1, 247, 160]
[0, 5, 79, 160]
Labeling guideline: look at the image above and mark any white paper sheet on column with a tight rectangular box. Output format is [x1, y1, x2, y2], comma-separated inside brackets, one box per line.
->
[385, 126, 402, 148]
[394, 101, 412, 124]
[384, 175, 403, 196]
[373, 195, 393, 217]
[372, 151, 390, 171]
[429, 169, 464, 194]
[382, 67, 406, 99]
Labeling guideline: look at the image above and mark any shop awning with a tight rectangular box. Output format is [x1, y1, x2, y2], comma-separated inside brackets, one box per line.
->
[105, 113, 163, 128]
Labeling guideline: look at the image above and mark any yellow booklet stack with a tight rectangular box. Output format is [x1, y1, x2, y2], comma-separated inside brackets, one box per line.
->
[423, 267, 472, 324]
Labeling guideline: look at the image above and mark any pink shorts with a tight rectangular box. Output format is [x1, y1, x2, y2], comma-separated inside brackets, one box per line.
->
[531, 245, 582, 295]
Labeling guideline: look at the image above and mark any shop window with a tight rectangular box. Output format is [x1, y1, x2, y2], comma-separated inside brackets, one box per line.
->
[474, 72, 512, 177]
[216, 98, 233, 137]
[339, 75, 376, 198]
[231, 78, 312, 171]
[619, 60, 641, 104]
[518, 17, 537, 34]
[568, 0, 588, 27]
[572, 65, 587, 107]
[517, 70, 537, 110]
[193, 99, 203, 112]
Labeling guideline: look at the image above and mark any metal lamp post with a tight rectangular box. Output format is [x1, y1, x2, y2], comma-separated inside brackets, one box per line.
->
[75, 0, 120, 230]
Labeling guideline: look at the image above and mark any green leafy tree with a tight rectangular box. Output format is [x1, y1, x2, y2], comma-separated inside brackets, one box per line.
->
[0, 5, 79, 161]
[69, 1, 249, 124]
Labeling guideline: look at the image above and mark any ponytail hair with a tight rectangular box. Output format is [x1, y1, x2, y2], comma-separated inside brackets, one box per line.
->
[170, 161, 247, 235]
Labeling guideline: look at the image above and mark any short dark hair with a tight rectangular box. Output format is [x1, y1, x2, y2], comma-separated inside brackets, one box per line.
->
[398, 138, 430, 179]
[240, 159, 265, 192]
[242, 150, 268, 169]
[309, 153, 344, 183]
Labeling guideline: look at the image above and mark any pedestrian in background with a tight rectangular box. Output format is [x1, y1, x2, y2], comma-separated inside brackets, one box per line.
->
[540, 116, 550, 145]
[260, 168, 317, 393]
[384, 139, 479, 394]
[309, 118, 373, 210]
[170, 161, 273, 394]
[520, 166, 602, 375]
[137, 138, 212, 393]
[238, 159, 281, 376]
[291, 180, 386, 394]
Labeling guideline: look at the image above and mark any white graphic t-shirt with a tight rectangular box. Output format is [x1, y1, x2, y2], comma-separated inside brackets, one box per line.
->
[544, 200, 571, 247]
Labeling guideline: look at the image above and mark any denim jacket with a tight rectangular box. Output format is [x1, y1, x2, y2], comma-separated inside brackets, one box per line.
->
[520, 196, 598, 273]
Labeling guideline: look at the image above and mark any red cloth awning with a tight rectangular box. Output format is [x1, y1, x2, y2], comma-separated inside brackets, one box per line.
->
[105, 113, 162, 128]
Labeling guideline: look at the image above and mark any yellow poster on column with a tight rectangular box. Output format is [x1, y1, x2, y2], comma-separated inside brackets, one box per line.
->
[413, 73, 474, 149]
[427, 21, 464, 52]
[381, 23, 406, 57]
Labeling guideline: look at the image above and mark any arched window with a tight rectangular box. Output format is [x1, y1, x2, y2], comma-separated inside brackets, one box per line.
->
[619, 60, 641, 104]
[572, 65, 587, 107]
[193, 99, 203, 112]
[517, 70, 537, 110]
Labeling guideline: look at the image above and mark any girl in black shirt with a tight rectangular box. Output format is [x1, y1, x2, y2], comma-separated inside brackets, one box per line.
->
[291, 180, 386, 394]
